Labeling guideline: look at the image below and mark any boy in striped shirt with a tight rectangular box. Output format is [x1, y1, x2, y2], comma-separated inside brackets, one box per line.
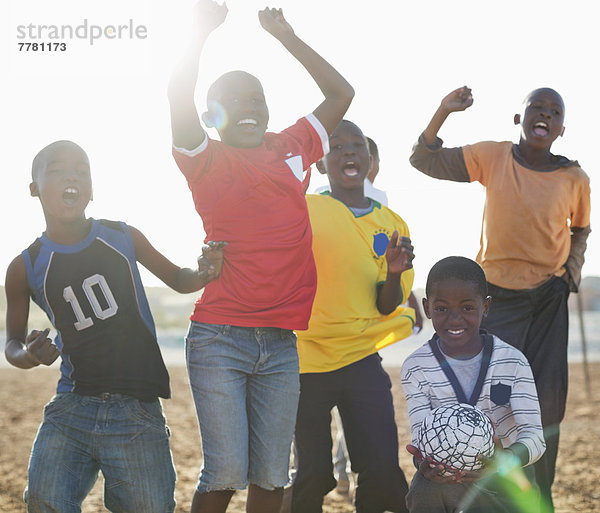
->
[401, 256, 546, 512]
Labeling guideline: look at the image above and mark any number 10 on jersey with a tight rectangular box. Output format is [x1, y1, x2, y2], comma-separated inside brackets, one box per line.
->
[63, 274, 118, 331]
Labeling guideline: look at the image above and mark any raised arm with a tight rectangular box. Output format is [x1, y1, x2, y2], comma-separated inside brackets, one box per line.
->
[258, 8, 354, 135]
[422, 86, 473, 145]
[131, 226, 225, 294]
[409, 87, 474, 182]
[4, 255, 58, 369]
[168, 0, 228, 150]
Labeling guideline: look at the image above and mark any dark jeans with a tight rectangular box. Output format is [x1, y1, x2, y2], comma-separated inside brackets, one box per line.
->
[481, 276, 570, 513]
[291, 354, 409, 513]
[406, 465, 541, 513]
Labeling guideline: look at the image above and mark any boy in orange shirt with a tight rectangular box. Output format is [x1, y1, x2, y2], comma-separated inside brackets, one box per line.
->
[409, 86, 591, 512]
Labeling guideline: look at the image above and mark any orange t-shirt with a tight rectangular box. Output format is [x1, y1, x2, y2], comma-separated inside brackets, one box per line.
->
[463, 141, 590, 290]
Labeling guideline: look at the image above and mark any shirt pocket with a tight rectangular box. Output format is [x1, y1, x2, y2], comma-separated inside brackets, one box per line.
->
[490, 382, 512, 406]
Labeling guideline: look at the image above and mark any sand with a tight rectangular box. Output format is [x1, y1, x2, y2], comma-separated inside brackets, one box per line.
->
[1, 362, 599, 513]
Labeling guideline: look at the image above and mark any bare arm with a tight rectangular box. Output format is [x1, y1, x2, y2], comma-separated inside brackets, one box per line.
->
[168, 0, 228, 150]
[409, 87, 474, 182]
[422, 86, 473, 145]
[258, 8, 354, 135]
[4, 256, 58, 369]
[131, 226, 225, 294]
[376, 232, 414, 315]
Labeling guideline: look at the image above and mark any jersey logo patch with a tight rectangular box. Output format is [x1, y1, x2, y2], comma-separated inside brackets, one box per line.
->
[373, 231, 390, 257]
[285, 155, 304, 181]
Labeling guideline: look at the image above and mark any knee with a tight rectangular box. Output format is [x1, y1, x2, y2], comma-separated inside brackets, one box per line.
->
[291, 471, 336, 513]
[120, 497, 176, 513]
[294, 469, 336, 497]
[197, 464, 248, 493]
[25, 488, 79, 513]
[357, 463, 408, 499]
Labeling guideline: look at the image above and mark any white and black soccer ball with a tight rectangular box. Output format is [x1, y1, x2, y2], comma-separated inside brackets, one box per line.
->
[417, 403, 495, 476]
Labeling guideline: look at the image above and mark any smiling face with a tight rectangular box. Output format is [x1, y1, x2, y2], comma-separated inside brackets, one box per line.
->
[30, 141, 92, 224]
[318, 120, 371, 192]
[423, 277, 490, 359]
[516, 88, 565, 151]
[206, 71, 269, 148]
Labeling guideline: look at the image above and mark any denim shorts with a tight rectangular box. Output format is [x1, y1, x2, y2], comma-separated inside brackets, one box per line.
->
[25, 392, 176, 513]
[185, 321, 300, 492]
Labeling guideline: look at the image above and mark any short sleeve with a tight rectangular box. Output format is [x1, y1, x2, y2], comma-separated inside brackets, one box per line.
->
[462, 141, 498, 185]
[172, 131, 212, 183]
[278, 114, 330, 168]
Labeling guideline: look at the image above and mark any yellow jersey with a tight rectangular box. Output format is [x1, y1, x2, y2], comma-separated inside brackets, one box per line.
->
[297, 194, 415, 373]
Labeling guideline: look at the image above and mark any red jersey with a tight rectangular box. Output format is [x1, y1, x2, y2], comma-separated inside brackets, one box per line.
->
[172, 115, 329, 330]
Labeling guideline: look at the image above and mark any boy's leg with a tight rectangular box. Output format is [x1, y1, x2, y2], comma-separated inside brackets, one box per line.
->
[483, 277, 569, 512]
[526, 276, 569, 512]
[406, 471, 467, 513]
[291, 371, 339, 513]
[339, 354, 409, 513]
[97, 396, 176, 513]
[186, 323, 258, 512]
[461, 466, 541, 513]
[25, 394, 100, 513]
[245, 328, 301, 513]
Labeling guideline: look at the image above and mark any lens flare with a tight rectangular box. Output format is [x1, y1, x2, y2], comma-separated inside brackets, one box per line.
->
[207, 100, 228, 130]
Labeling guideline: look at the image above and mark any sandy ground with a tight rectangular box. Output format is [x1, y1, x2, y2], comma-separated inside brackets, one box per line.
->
[1, 362, 599, 513]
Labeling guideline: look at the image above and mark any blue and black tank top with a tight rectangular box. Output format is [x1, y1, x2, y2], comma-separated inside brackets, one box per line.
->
[22, 219, 170, 401]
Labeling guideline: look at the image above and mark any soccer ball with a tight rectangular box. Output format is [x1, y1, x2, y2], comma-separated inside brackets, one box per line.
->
[417, 403, 495, 476]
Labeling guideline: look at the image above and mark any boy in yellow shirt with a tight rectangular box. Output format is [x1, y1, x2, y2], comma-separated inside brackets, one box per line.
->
[293, 120, 415, 513]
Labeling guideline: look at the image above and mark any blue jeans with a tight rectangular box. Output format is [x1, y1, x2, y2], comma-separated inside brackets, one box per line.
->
[185, 322, 300, 493]
[25, 393, 176, 513]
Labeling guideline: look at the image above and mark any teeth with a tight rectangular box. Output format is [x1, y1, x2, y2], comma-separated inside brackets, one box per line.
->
[448, 329, 464, 335]
[535, 122, 548, 128]
[64, 187, 78, 194]
[237, 118, 258, 126]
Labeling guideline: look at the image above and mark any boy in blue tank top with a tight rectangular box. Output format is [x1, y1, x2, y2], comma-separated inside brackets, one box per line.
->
[4, 140, 225, 513]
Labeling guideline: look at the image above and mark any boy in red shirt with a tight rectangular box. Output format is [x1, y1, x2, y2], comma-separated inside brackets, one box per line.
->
[167, 2, 354, 512]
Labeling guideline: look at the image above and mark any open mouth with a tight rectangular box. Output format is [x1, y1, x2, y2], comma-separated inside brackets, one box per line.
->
[342, 161, 360, 177]
[236, 118, 259, 130]
[532, 121, 549, 137]
[62, 186, 80, 204]
[447, 329, 465, 336]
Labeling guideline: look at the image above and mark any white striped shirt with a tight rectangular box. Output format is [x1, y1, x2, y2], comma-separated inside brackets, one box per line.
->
[401, 334, 546, 466]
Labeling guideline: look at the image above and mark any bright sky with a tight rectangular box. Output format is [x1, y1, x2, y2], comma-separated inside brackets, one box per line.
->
[1, 0, 598, 289]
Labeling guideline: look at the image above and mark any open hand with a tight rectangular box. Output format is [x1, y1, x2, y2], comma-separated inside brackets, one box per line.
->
[385, 231, 414, 275]
[25, 328, 59, 366]
[193, 0, 228, 34]
[440, 86, 473, 114]
[258, 7, 294, 40]
[406, 444, 478, 484]
[197, 241, 227, 281]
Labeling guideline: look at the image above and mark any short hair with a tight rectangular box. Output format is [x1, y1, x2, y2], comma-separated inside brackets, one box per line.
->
[366, 136, 379, 159]
[425, 256, 488, 298]
[206, 70, 262, 104]
[31, 140, 87, 180]
[522, 87, 565, 111]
